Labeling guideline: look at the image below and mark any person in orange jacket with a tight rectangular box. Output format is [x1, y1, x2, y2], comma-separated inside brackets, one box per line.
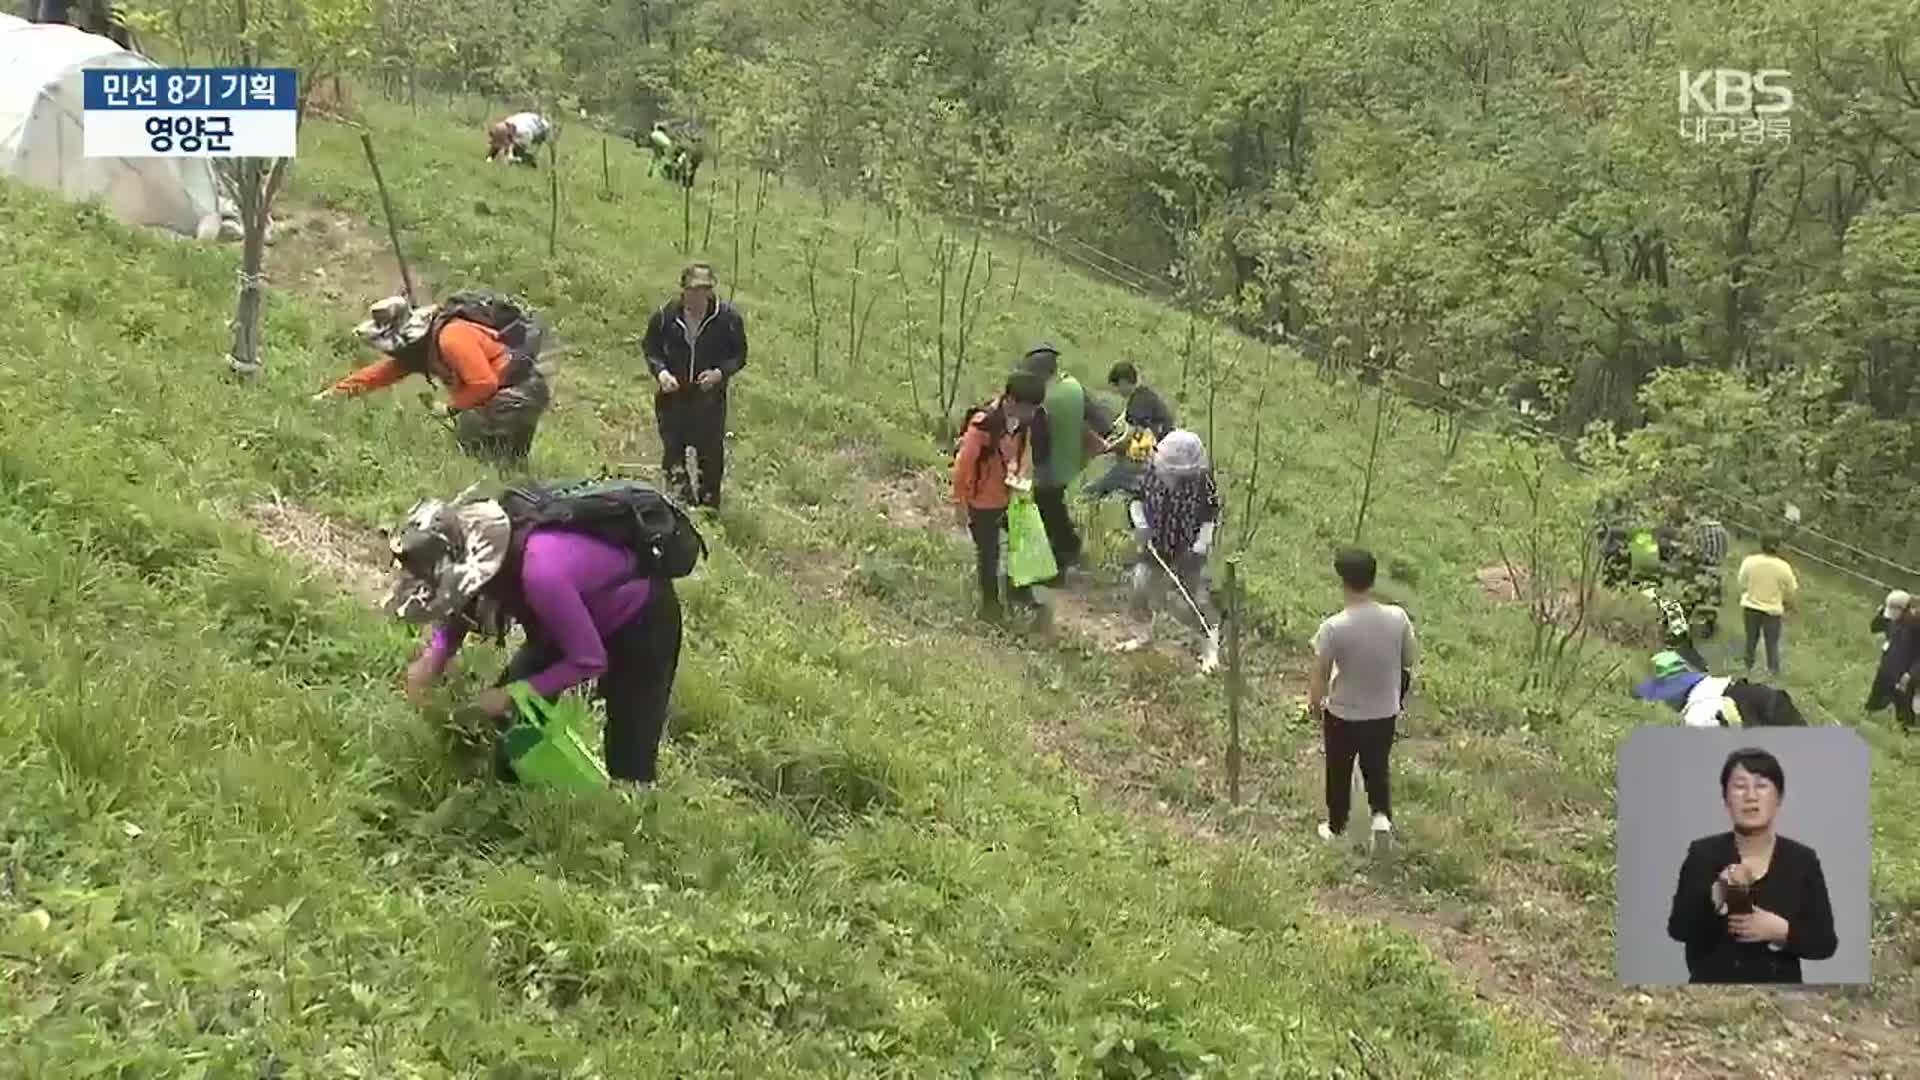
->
[312, 295, 552, 464]
[952, 370, 1047, 623]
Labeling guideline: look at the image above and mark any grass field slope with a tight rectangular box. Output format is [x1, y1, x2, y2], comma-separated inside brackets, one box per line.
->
[0, 95, 1913, 1078]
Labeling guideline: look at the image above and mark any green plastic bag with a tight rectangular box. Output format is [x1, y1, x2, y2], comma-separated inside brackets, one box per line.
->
[1628, 528, 1661, 576]
[502, 683, 610, 792]
[1007, 489, 1058, 587]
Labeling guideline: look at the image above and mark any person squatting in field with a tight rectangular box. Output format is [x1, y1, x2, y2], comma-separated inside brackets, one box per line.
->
[1117, 430, 1222, 674]
[1632, 650, 1808, 727]
[313, 294, 551, 464]
[642, 263, 749, 510]
[952, 371, 1048, 624]
[645, 121, 705, 187]
[386, 488, 684, 786]
[487, 111, 551, 166]
[1084, 361, 1177, 501]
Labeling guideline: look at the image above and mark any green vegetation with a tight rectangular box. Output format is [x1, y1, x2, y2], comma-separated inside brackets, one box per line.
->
[0, 109, 1591, 1075]
[279, 0, 1920, 570]
[3, 48, 1917, 1080]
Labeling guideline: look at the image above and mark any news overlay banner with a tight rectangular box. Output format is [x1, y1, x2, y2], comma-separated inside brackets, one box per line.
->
[81, 68, 298, 158]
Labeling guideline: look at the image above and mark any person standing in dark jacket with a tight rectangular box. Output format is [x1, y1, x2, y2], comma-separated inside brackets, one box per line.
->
[641, 263, 748, 509]
[1867, 592, 1918, 730]
[1666, 748, 1837, 983]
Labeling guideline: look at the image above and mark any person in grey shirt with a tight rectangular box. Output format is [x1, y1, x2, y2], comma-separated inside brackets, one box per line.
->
[1308, 548, 1418, 847]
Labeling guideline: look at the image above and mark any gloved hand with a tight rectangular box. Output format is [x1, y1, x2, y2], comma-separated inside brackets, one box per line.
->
[1192, 522, 1216, 555]
[1134, 527, 1153, 552]
[425, 400, 454, 420]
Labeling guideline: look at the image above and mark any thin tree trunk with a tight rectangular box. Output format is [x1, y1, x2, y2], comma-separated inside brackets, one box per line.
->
[729, 173, 742, 300]
[548, 141, 560, 257]
[702, 167, 718, 249]
[747, 168, 769, 287]
[1225, 558, 1243, 804]
[1353, 381, 1389, 541]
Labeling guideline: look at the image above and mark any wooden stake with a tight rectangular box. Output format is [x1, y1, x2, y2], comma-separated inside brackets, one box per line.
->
[359, 131, 416, 303]
[1225, 557, 1244, 805]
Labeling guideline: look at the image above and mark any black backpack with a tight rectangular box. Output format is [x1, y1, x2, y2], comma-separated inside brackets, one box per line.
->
[424, 288, 543, 384]
[496, 478, 706, 582]
[1723, 682, 1807, 727]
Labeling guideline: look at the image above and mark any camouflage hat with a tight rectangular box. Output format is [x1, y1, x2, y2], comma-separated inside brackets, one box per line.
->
[380, 486, 512, 624]
[356, 295, 435, 355]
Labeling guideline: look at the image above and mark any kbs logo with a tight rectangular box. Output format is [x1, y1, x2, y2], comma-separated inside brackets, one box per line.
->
[1677, 69, 1792, 146]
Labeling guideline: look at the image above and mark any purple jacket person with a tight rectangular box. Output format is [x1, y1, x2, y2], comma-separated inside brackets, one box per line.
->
[381, 486, 683, 785]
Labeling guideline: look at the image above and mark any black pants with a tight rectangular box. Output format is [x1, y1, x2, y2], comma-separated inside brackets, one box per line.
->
[1742, 607, 1784, 675]
[656, 395, 726, 508]
[1322, 711, 1396, 831]
[493, 582, 683, 783]
[1033, 484, 1081, 573]
[966, 508, 1033, 617]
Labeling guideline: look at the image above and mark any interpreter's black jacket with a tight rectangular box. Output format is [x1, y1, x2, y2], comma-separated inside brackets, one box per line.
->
[1667, 832, 1838, 983]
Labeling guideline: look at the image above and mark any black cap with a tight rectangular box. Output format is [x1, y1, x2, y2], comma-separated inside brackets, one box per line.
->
[1023, 343, 1060, 376]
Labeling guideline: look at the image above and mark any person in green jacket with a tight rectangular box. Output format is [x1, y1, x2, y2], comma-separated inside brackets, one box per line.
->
[1023, 342, 1102, 580]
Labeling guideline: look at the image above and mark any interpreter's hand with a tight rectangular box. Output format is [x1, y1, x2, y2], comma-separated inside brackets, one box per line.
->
[469, 687, 514, 719]
[1721, 863, 1757, 888]
[697, 368, 723, 389]
[657, 370, 681, 393]
[1729, 906, 1790, 944]
[403, 657, 437, 707]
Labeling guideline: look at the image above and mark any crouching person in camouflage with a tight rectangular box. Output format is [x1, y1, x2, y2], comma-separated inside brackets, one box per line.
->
[314, 291, 552, 465]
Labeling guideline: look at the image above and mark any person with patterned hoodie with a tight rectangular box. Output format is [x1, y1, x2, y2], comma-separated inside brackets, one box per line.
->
[382, 486, 684, 786]
[1118, 430, 1223, 673]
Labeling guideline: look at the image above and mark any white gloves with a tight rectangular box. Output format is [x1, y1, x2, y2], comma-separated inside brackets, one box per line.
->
[1130, 503, 1217, 554]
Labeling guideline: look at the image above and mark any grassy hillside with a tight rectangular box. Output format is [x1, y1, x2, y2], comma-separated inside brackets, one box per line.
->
[0, 93, 1912, 1077]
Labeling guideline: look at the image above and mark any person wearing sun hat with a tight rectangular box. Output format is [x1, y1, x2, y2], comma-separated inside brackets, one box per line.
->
[1119, 430, 1224, 673]
[383, 484, 684, 785]
[314, 294, 552, 464]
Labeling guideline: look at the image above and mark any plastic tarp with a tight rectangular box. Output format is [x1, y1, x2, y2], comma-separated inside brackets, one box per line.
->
[0, 23, 219, 236]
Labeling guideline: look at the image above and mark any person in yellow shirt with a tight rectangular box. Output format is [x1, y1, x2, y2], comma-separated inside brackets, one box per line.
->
[1738, 535, 1799, 678]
